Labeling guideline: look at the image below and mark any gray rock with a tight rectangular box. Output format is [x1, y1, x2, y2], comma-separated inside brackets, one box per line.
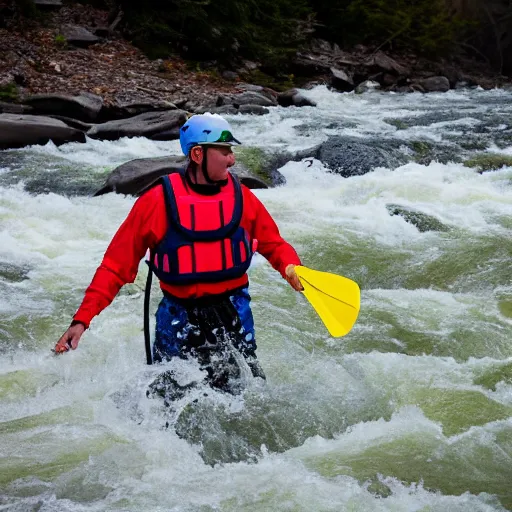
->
[316, 136, 405, 177]
[34, 0, 62, 7]
[219, 91, 277, 108]
[277, 88, 316, 107]
[386, 204, 449, 232]
[0, 101, 33, 115]
[238, 104, 269, 115]
[416, 76, 450, 93]
[0, 114, 85, 150]
[24, 92, 103, 122]
[94, 156, 187, 196]
[292, 52, 332, 75]
[222, 71, 239, 81]
[207, 105, 239, 115]
[94, 156, 269, 197]
[234, 83, 278, 102]
[367, 51, 409, 76]
[87, 110, 188, 141]
[330, 67, 354, 92]
[102, 100, 178, 120]
[61, 24, 101, 47]
[355, 80, 381, 94]
[49, 115, 93, 131]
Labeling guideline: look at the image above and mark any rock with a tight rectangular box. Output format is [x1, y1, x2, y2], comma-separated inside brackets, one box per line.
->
[416, 76, 450, 93]
[87, 110, 188, 141]
[34, 0, 63, 8]
[292, 52, 332, 76]
[24, 92, 103, 122]
[234, 83, 278, 102]
[354, 80, 381, 94]
[277, 88, 316, 107]
[0, 114, 86, 150]
[218, 91, 277, 108]
[238, 105, 269, 115]
[207, 105, 239, 115]
[60, 24, 101, 48]
[94, 156, 270, 197]
[0, 101, 33, 115]
[222, 71, 239, 81]
[310, 38, 334, 54]
[367, 51, 409, 76]
[93, 26, 110, 38]
[94, 156, 187, 196]
[100, 100, 178, 121]
[48, 115, 93, 131]
[315, 136, 405, 177]
[330, 67, 354, 92]
[386, 204, 449, 232]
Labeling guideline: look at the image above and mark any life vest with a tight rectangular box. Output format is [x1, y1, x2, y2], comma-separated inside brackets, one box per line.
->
[148, 172, 255, 286]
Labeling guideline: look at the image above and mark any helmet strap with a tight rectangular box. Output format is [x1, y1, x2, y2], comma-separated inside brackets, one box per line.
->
[201, 148, 217, 185]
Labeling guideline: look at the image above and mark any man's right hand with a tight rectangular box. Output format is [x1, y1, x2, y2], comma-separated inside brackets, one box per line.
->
[54, 322, 86, 353]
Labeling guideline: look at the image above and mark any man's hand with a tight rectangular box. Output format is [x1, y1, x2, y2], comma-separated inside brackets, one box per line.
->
[285, 264, 304, 292]
[54, 322, 86, 353]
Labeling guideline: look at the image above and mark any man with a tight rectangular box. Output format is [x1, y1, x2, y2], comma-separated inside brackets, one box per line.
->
[54, 113, 302, 394]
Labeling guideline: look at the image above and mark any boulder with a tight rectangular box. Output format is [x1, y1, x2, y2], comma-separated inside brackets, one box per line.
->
[218, 91, 277, 108]
[292, 52, 332, 76]
[386, 204, 449, 232]
[234, 83, 277, 102]
[99, 100, 178, 121]
[34, 0, 62, 8]
[366, 51, 409, 76]
[206, 105, 239, 115]
[61, 24, 101, 48]
[277, 89, 316, 107]
[330, 67, 354, 92]
[0, 114, 85, 150]
[24, 92, 103, 122]
[222, 71, 239, 81]
[0, 101, 33, 115]
[415, 76, 450, 93]
[355, 80, 381, 94]
[87, 110, 188, 141]
[93, 156, 270, 197]
[315, 136, 405, 177]
[94, 156, 187, 196]
[238, 105, 269, 115]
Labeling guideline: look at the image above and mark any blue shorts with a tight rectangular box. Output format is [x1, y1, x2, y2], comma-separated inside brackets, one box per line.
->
[153, 286, 256, 362]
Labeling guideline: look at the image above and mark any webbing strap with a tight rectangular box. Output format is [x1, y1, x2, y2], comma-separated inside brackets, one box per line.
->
[144, 255, 153, 365]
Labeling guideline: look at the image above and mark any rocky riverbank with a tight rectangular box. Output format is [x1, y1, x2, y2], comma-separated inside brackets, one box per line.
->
[2, 2, 511, 194]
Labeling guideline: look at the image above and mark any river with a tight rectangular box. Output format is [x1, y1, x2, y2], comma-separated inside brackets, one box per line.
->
[1, 86, 512, 511]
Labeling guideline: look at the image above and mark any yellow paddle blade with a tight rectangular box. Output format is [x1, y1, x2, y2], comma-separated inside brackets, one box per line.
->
[295, 265, 360, 337]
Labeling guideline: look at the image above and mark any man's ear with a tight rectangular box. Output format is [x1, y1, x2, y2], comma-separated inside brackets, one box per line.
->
[190, 145, 203, 164]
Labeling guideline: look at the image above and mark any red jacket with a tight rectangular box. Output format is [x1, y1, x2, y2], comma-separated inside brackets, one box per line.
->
[73, 174, 301, 328]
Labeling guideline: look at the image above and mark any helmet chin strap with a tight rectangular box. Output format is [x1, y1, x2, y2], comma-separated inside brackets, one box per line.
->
[200, 147, 228, 186]
[201, 148, 217, 185]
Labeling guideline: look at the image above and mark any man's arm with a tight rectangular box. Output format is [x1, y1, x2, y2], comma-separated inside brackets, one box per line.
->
[242, 187, 302, 290]
[54, 186, 167, 352]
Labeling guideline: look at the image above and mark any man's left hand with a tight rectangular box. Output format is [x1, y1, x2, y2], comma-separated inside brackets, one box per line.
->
[285, 264, 304, 292]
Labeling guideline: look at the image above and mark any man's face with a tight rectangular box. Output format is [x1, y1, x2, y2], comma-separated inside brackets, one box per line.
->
[191, 145, 236, 182]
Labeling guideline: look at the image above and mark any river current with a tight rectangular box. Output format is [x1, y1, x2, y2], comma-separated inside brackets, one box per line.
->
[1, 86, 512, 511]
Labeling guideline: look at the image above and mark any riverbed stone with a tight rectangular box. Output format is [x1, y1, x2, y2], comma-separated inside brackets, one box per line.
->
[24, 92, 103, 122]
[87, 110, 188, 141]
[94, 155, 271, 196]
[0, 113, 85, 150]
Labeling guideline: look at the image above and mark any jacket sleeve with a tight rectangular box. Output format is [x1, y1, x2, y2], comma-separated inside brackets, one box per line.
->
[243, 187, 301, 278]
[73, 186, 166, 328]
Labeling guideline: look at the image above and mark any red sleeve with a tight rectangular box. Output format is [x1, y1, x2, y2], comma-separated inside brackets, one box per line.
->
[73, 185, 167, 328]
[241, 186, 301, 278]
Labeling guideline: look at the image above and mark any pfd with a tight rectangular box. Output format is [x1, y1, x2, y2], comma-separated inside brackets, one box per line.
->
[148, 172, 255, 286]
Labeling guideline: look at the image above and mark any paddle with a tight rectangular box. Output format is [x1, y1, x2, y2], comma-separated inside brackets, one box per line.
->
[294, 265, 360, 337]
